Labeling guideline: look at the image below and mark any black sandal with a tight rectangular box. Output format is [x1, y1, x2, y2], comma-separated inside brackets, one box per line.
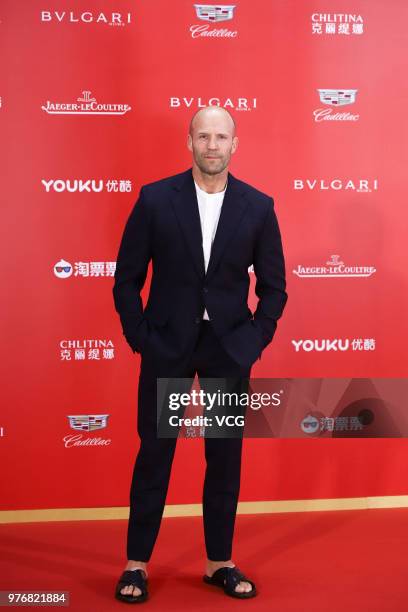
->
[115, 569, 148, 604]
[203, 566, 257, 599]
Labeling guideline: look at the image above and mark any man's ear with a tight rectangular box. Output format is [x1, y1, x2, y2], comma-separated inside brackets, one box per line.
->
[187, 133, 193, 152]
[231, 136, 239, 155]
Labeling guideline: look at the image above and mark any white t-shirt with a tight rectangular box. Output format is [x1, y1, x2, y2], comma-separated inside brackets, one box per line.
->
[194, 180, 226, 320]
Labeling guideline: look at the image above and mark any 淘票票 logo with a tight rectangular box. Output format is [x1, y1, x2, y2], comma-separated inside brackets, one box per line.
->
[301, 414, 364, 434]
[42, 90, 131, 115]
[301, 415, 320, 434]
[53, 259, 116, 278]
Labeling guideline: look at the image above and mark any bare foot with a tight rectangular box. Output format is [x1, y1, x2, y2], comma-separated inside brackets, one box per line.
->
[206, 559, 253, 594]
[120, 560, 148, 598]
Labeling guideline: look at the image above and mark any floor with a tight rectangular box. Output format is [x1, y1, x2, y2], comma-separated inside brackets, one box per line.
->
[1, 508, 407, 611]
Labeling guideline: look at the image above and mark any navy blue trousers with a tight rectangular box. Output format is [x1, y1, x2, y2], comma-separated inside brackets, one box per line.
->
[126, 320, 251, 562]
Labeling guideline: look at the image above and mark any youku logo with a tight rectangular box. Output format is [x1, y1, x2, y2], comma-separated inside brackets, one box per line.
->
[42, 90, 131, 116]
[41, 11, 131, 27]
[42, 179, 132, 193]
[293, 255, 377, 278]
[190, 4, 237, 38]
[314, 89, 359, 122]
[292, 338, 376, 352]
[170, 96, 256, 111]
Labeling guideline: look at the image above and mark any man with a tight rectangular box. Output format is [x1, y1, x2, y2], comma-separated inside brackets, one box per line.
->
[113, 106, 287, 602]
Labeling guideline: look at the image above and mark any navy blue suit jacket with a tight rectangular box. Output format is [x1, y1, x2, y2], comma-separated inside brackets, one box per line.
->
[113, 168, 287, 368]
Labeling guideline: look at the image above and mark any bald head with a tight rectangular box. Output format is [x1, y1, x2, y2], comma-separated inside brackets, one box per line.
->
[187, 105, 238, 178]
[189, 106, 236, 137]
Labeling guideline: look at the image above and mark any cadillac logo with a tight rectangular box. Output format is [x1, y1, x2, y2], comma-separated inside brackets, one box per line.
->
[67, 414, 109, 432]
[194, 4, 235, 22]
[317, 89, 358, 106]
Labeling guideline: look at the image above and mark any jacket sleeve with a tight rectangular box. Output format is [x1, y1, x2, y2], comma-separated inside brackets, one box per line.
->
[252, 197, 288, 348]
[112, 187, 151, 353]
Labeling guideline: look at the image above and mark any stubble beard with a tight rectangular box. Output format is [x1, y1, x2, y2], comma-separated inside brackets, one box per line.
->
[194, 151, 230, 177]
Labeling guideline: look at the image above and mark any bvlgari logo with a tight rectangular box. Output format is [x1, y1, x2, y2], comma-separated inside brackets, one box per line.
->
[67, 414, 109, 432]
[41, 11, 132, 27]
[191, 4, 237, 38]
[293, 178, 378, 192]
[314, 89, 359, 122]
[293, 254, 376, 278]
[170, 97, 256, 111]
[41, 90, 131, 115]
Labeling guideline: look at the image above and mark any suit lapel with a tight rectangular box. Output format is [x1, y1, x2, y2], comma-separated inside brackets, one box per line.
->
[205, 173, 248, 281]
[170, 169, 248, 281]
[171, 169, 205, 279]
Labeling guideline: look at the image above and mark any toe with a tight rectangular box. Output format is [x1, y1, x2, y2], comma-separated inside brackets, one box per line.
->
[120, 585, 142, 597]
[235, 580, 252, 593]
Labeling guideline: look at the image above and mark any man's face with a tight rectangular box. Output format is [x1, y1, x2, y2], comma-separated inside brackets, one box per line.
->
[187, 109, 238, 176]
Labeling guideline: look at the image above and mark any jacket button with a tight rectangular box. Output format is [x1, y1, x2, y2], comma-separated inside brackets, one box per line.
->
[195, 317, 201, 324]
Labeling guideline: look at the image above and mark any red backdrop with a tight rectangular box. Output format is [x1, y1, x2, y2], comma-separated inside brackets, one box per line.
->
[1, 0, 407, 511]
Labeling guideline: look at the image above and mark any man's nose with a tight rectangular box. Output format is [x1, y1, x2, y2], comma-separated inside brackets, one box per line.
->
[207, 136, 218, 149]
